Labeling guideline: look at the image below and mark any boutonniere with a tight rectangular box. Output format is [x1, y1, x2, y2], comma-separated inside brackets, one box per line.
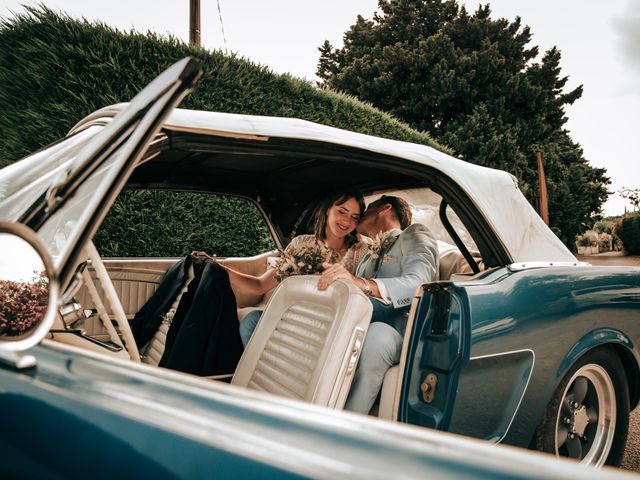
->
[367, 231, 393, 259]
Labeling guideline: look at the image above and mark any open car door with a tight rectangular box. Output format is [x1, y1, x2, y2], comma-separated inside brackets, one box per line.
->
[397, 282, 471, 431]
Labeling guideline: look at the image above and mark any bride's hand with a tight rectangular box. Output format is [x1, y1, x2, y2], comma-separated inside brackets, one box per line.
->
[191, 251, 214, 259]
[191, 251, 228, 269]
[318, 262, 354, 290]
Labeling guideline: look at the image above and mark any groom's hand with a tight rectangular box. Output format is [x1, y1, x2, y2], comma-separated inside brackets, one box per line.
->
[318, 262, 356, 290]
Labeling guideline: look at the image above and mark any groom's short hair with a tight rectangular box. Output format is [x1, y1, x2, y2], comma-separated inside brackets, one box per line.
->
[369, 195, 412, 229]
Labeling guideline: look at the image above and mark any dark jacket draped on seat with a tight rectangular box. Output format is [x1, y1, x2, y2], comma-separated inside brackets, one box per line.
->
[130, 255, 243, 376]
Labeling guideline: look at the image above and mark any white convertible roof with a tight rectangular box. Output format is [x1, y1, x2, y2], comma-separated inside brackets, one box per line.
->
[75, 105, 577, 264]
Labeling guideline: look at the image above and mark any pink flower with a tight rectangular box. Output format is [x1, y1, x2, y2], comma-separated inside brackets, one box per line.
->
[0, 271, 48, 336]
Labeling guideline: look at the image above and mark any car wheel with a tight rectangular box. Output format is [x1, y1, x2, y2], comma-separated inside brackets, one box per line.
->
[534, 348, 629, 467]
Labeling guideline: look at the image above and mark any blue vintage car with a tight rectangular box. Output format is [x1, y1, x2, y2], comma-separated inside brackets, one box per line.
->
[1, 58, 639, 478]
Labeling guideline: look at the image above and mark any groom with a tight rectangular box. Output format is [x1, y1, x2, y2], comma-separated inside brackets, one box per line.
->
[318, 195, 438, 414]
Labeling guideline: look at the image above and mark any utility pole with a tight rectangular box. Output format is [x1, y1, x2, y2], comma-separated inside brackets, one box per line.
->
[189, 0, 201, 47]
[536, 151, 549, 225]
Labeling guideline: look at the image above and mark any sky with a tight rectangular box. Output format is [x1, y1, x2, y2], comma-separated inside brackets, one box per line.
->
[0, 0, 638, 216]
[0, 233, 44, 282]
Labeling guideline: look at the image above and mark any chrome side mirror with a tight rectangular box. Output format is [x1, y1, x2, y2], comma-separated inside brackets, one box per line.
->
[0, 222, 58, 352]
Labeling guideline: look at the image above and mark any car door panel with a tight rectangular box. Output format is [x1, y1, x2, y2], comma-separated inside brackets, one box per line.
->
[75, 259, 176, 322]
[440, 266, 640, 448]
[447, 349, 534, 441]
[398, 283, 471, 431]
[75, 252, 277, 327]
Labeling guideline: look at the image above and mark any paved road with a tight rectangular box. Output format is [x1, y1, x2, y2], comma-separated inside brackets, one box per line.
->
[576, 252, 640, 472]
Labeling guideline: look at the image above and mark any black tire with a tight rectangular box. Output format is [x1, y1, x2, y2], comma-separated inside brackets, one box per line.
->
[534, 348, 629, 467]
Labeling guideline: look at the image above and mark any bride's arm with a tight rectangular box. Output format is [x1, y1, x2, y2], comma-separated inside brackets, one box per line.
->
[218, 262, 278, 296]
[219, 236, 306, 295]
[191, 238, 309, 297]
[191, 250, 277, 296]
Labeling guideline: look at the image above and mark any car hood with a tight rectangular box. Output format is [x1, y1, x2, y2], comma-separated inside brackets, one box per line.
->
[71, 105, 577, 264]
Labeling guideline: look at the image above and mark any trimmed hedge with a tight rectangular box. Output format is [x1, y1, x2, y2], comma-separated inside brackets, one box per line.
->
[617, 214, 640, 255]
[93, 191, 276, 257]
[0, 7, 442, 257]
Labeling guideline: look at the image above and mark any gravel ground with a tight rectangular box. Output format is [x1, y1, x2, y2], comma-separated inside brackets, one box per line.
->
[575, 252, 640, 472]
[623, 409, 640, 472]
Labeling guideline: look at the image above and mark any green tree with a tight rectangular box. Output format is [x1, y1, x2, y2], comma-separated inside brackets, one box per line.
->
[620, 187, 640, 211]
[318, 0, 610, 247]
[532, 130, 609, 245]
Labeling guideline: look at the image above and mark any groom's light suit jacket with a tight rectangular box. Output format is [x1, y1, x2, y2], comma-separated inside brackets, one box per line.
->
[356, 224, 439, 334]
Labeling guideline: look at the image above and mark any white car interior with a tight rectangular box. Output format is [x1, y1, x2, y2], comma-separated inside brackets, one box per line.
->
[47, 205, 482, 416]
[41, 122, 489, 417]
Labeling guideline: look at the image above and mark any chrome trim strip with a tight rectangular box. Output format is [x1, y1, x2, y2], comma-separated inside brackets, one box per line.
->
[508, 261, 589, 272]
[469, 348, 535, 443]
[469, 348, 535, 361]
[330, 326, 366, 408]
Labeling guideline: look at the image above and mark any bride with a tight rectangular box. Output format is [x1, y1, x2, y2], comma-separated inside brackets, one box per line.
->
[215, 191, 368, 346]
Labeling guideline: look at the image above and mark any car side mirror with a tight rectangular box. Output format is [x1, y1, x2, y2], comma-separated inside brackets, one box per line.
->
[0, 222, 58, 355]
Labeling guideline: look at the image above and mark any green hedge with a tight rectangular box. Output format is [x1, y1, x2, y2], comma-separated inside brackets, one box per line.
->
[617, 214, 640, 255]
[93, 191, 276, 257]
[0, 7, 442, 257]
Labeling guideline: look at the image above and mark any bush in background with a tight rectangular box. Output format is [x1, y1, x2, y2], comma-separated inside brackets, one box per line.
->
[0, 272, 48, 336]
[616, 214, 640, 255]
[593, 220, 613, 235]
[576, 231, 598, 247]
[597, 232, 612, 251]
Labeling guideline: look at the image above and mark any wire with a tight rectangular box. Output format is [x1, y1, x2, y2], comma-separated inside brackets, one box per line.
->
[216, 0, 229, 54]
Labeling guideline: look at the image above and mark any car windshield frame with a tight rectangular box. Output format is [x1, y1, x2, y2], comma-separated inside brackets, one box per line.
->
[0, 127, 101, 222]
[0, 57, 201, 285]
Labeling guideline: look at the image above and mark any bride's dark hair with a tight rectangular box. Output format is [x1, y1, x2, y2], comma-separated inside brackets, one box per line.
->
[312, 191, 365, 247]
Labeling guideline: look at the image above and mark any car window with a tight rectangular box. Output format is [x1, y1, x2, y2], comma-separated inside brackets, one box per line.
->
[93, 189, 276, 258]
[366, 187, 479, 253]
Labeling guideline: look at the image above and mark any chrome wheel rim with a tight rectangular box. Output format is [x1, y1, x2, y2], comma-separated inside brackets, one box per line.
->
[554, 363, 616, 467]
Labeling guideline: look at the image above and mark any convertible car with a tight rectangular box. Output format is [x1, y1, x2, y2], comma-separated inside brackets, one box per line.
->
[1, 57, 639, 478]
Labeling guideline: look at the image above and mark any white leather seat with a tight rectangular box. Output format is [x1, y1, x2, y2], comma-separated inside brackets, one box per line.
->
[437, 240, 483, 280]
[232, 275, 373, 409]
[378, 365, 400, 420]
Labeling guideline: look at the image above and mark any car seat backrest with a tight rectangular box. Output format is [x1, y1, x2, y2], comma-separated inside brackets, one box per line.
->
[437, 240, 482, 280]
[232, 275, 372, 409]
